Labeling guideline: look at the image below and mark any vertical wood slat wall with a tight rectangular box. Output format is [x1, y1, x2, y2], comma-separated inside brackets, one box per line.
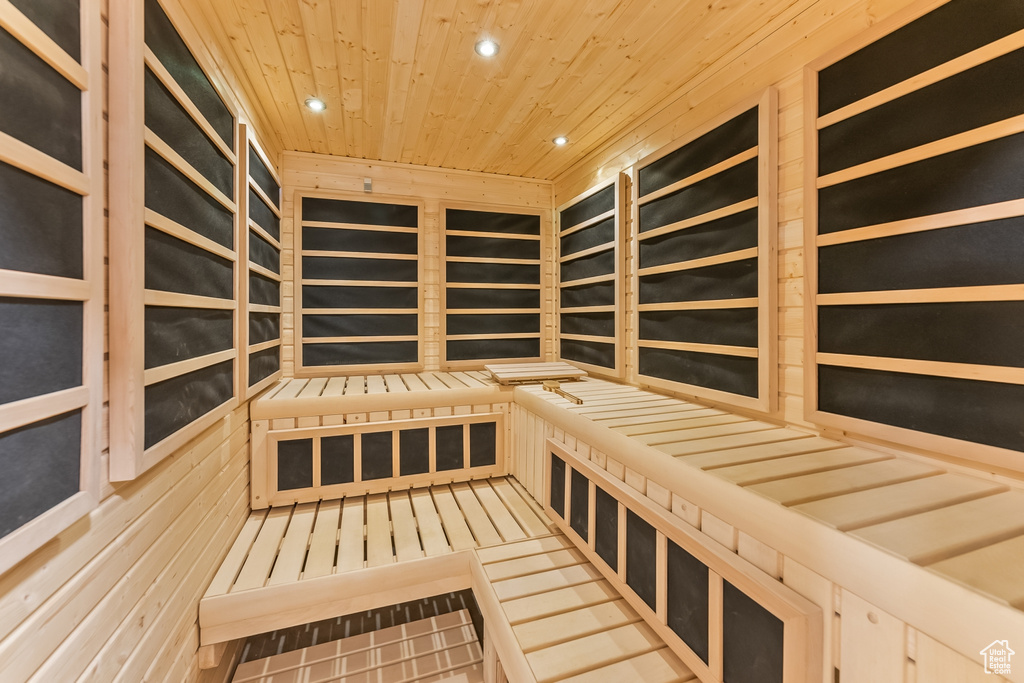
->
[239, 129, 283, 397]
[632, 89, 777, 414]
[110, 0, 240, 480]
[556, 174, 626, 379]
[0, 0, 103, 575]
[441, 205, 546, 368]
[806, 0, 1024, 474]
[293, 193, 425, 375]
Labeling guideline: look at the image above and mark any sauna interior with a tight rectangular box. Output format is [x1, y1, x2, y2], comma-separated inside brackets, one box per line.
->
[3, 0, 1024, 680]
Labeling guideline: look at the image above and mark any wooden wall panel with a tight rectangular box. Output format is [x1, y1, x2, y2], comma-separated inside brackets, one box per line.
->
[281, 153, 553, 375]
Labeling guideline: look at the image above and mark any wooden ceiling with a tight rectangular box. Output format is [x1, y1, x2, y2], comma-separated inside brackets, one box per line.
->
[182, 0, 789, 180]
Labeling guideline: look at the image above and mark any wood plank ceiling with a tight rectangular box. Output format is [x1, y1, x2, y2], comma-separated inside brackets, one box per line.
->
[181, 0, 798, 179]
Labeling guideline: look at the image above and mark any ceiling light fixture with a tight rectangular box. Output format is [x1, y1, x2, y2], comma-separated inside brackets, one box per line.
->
[474, 39, 499, 57]
[305, 97, 326, 112]
[553, 136, 568, 146]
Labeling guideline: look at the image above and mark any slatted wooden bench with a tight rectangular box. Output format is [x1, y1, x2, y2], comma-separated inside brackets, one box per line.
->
[249, 372, 516, 508]
[514, 377, 1024, 668]
[200, 476, 552, 646]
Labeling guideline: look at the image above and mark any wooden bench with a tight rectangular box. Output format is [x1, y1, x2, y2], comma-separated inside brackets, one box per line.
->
[249, 372, 516, 508]
[513, 377, 1024, 673]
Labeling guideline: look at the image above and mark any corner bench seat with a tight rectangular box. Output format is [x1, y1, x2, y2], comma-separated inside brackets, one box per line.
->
[514, 378, 1024, 666]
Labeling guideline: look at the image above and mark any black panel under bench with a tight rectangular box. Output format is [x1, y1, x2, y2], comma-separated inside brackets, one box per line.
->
[558, 179, 620, 374]
[634, 100, 766, 406]
[299, 195, 420, 371]
[812, 0, 1024, 459]
[444, 207, 542, 365]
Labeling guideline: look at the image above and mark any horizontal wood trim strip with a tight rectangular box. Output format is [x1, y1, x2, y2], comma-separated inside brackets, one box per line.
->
[145, 208, 236, 262]
[248, 178, 281, 217]
[816, 199, 1024, 247]
[144, 128, 236, 213]
[818, 114, 1024, 188]
[249, 221, 282, 250]
[446, 282, 541, 290]
[817, 285, 1024, 305]
[248, 263, 281, 281]
[559, 273, 615, 288]
[302, 335, 418, 344]
[637, 198, 758, 242]
[638, 247, 758, 277]
[559, 304, 616, 314]
[446, 256, 540, 265]
[559, 241, 614, 263]
[301, 279, 416, 287]
[637, 298, 758, 312]
[816, 352, 1024, 386]
[249, 303, 282, 314]
[144, 289, 236, 309]
[0, 129, 89, 195]
[248, 338, 281, 354]
[639, 147, 758, 204]
[446, 333, 540, 341]
[559, 207, 615, 236]
[301, 220, 417, 234]
[560, 333, 615, 344]
[302, 250, 418, 260]
[0, 0, 87, 89]
[0, 385, 89, 434]
[638, 339, 758, 357]
[444, 228, 539, 241]
[817, 29, 1024, 129]
[449, 308, 542, 315]
[301, 307, 418, 315]
[0, 270, 90, 301]
[144, 46, 235, 163]
[144, 348, 236, 387]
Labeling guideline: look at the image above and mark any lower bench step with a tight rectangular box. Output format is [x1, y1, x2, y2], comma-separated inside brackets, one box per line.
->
[231, 609, 483, 683]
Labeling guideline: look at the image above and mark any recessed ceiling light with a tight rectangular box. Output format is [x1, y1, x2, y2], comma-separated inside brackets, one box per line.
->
[305, 97, 326, 112]
[475, 39, 499, 57]
[553, 136, 568, 146]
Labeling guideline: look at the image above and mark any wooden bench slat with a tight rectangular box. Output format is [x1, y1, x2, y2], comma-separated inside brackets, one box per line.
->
[635, 419, 771, 446]
[524, 622, 663, 682]
[431, 485, 479, 551]
[470, 479, 529, 543]
[660, 427, 819, 458]
[747, 459, 942, 506]
[403, 373, 430, 391]
[232, 507, 293, 591]
[558, 648, 695, 683]
[572, 395, 674, 411]
[451, 482, 504, 547]
[384, 374, 409, 392]
[419, 372, 449, 391]
[491, 563, 603, 602]
[297, 377, 327, 398]
[612, 410, 732, 435]
[338, 496, 366, 572]
[585, 403, 709, 422]
[853, 490, 1024, 564]
[206, 508, 269, 597]
[794, 472, 1007, 531]
[365, 493, 395, 567]
[389, 490, 425, 563]
[304, 499, 341, 579]
[484, 547, 587, 583]
[500, 579, 621, 626]
[513, 599, 640, 653]
[274, 378, 310, 400]
[450, 371, 488, 388]
[475, 535, 573, 566]
[928, 535, 1024, 607]
[709, 447, 890, 486]
[679, 435, 842, 470]
[490, 477, 551, 537]
[321, 376, 348, 396]
[364, 374, 386, 394]
[410, 487, 452, 556]
[268, 502, 318, 585]
[343, 376, 367, 396]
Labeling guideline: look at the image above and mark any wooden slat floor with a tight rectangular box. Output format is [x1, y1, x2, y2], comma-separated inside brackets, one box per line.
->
[206, 477, 553, 598]
[232, 609, 484, 683]
[476, 536, 696, 683]
[521, 379, 1024, 611]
